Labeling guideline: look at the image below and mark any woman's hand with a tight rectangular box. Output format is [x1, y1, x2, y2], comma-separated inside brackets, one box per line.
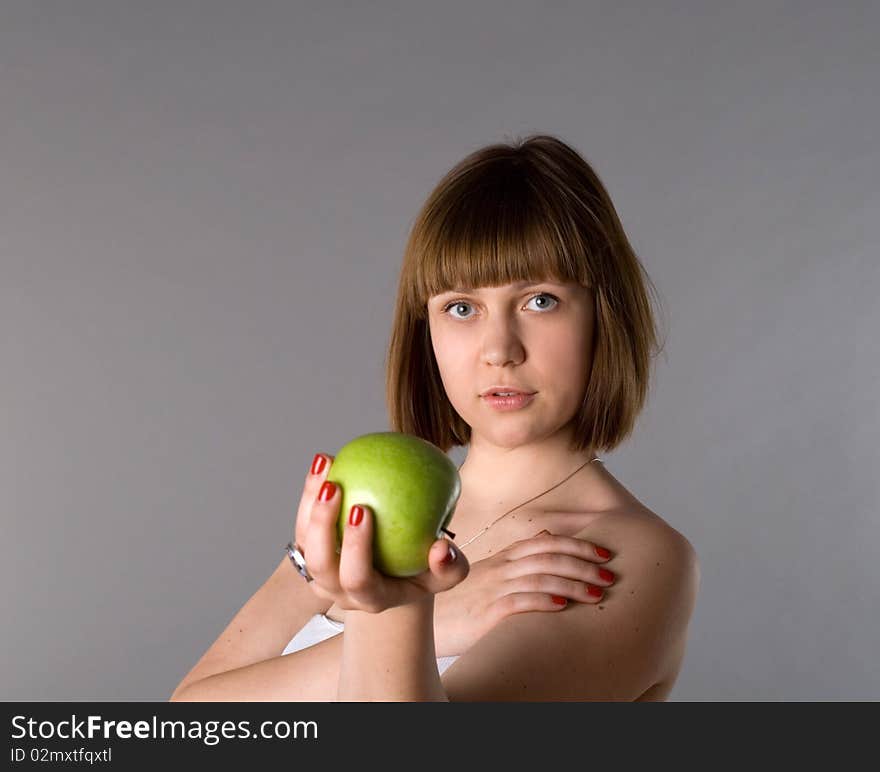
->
[293, 453, 470, 614]
[433, 529, 617, 656]
[293, 453, 337, 552]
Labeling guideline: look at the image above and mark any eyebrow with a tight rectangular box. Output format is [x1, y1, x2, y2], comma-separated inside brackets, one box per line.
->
[437, 280, 560, 295]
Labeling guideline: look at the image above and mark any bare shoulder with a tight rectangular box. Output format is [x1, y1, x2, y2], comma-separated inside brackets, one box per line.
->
[581, 506, 700, 629]
[580, 507, 699, 579]
[441, 506, 700, 701]
[575, 508, 700, 697]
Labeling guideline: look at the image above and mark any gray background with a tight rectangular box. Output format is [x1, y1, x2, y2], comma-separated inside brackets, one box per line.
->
[3, 1, 877, 701]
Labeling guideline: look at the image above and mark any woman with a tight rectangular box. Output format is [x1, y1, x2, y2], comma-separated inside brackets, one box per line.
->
[170, 134, 700, 701]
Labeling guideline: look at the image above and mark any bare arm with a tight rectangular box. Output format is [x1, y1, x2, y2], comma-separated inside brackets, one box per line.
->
[170, 631, 345, 701]
[337, 596, 447, 702]
[169, 556, 332, 700]
[440, 518, 700, 701]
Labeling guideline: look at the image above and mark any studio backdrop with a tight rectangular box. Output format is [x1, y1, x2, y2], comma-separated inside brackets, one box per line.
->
[3, 1, 878, 700]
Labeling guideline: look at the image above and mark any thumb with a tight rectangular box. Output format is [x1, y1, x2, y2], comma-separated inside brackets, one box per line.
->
[437, 539, 459, 567]
[426, 538, 469, 588]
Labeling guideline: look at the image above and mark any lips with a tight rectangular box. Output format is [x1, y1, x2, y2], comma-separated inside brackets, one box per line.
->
[482, 392, 537, 411]
[479, 387, 536, 397]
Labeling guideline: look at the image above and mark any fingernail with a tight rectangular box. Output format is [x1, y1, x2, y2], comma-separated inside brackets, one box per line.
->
[440, 543, 457, 564]
[551, 595, 567, 605]
[311, 454, 327, 475]
[349, 505, 364, 526]
[599, 568, 615, 582]
[595, 546, 612, 559]
[318, 481, 336, 502]
[587, 585, 604, 598]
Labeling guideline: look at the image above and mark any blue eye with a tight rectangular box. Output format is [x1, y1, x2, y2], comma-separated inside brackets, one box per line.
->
[442, 293, 559, 320]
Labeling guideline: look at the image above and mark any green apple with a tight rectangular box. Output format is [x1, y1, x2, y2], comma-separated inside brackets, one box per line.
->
[326, 431, 461, 577]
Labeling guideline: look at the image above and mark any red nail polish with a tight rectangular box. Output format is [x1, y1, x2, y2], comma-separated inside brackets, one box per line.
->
[318, 481, 336, 501]
[311, 454, 327, 475]
[587, 585, 603, 598]
[551, 595, 567, 605]
[595, 546, 612, 559]
[441, 544, 457, 564]
[349, 505, 364, 526]
[598, 568, 615, 582]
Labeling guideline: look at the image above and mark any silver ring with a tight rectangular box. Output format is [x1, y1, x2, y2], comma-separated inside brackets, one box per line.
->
[285, 542, 314, 582]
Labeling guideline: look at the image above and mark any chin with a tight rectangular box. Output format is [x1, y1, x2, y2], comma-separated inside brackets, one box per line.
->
[483, 424, 544, 448]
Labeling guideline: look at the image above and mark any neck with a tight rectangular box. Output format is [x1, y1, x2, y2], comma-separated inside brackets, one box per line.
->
[455, 434, 602, 515]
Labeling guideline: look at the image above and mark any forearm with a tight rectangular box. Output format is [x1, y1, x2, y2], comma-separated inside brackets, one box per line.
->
[170, 631, 345, 701]
[171, 557, 332, 699]
[337, 597, 448, 702]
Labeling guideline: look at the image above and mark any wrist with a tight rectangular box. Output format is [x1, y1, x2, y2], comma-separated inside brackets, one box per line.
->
[349, 594, 434, 621]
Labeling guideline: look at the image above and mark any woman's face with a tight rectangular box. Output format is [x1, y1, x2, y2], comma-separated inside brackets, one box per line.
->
[426, 279, 596, 449]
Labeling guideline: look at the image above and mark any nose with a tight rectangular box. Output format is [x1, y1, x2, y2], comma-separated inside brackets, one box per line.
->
[480, 319, 526, 367]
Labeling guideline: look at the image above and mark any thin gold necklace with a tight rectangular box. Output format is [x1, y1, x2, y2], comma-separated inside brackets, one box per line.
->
[447, 456, 603, 549]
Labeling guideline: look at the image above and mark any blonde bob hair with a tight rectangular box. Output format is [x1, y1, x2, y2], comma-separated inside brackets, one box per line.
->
[385, 133, 665, 454]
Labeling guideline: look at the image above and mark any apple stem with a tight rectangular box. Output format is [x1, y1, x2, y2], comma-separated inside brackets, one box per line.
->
[441, 527, 456, 540]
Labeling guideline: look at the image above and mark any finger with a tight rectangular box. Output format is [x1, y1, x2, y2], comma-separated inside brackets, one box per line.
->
[295, 453, 335, 544]
[494, 591, 579, 616]
[508, 532, 615, 564]
[506, 573, 607, 603]
[338, 504, 386, 606]
[421, 538, 469, 593]
[505, 552, 617, 590]
[304, 478, 343, 587]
